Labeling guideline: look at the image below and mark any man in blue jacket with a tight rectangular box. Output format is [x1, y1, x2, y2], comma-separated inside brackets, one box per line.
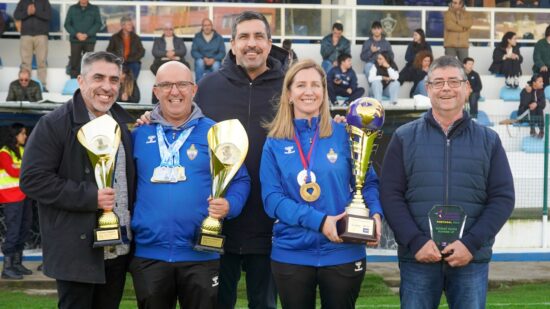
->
[380, 56, 515, 309]
[191, 18, 225, 82]
[130, 61, 250, 308]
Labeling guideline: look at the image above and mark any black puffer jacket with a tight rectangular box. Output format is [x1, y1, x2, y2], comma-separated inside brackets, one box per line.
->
[194, 51, 285, 255]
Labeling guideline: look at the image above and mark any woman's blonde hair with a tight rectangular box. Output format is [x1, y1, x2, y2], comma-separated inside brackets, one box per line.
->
[265, 59, 332, 139]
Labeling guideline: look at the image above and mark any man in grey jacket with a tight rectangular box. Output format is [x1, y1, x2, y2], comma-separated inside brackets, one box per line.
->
[14, 0, 51, 91]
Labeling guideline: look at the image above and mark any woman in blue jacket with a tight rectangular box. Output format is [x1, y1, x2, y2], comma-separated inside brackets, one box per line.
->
[260, 59, 383, 309]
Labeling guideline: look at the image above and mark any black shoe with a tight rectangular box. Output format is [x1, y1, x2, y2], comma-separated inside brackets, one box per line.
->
[1, 255, 23, 280]
[37, 263, 43, 271]
[42, 87, 49, 93]
[530, 128, 537, 137]
[538, 131, 544, 139]
[13, 251, 32, 275]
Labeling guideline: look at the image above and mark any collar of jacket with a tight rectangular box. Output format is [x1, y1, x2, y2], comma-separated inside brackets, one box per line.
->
[424, 108, 470, 138]
[71, 89, 134, 126]
[293, 116, 320, 133]
[219, 50, 285, 83]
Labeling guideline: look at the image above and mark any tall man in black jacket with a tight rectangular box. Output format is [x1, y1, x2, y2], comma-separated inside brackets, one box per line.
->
[20, 51, 135, 309]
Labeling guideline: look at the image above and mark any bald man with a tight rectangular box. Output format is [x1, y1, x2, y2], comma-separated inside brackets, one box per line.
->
[129, 61, 250, 309]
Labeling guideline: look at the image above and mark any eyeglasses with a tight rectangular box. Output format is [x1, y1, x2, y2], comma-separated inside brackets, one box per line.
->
[19, 79, 29, 82]
[154, 81, 194, 92]
[427, 79, 466, 89]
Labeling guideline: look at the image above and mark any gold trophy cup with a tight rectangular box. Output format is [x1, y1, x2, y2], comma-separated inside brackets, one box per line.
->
[77, 115, 123, 248]
[194, 119, 249, 253]
[337, 97, 385, 243]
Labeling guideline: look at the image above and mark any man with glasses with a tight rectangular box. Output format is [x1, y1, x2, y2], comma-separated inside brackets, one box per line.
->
[129, 61, 250, 309]
[443, 0, 472, 62]
[191, 18, 225, 82]
[380, 56, 514, 309]
[6, 68, 42, 102]
[150, 22, 188, 76]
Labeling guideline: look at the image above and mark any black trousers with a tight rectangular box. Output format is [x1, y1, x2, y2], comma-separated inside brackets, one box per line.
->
[1, 199, 32, 255]
[271, 259, 366, 309]
[56, 254, 129, 309]
[69, 42, 95, 78]
[468, 91, 480, 118]
[218, 252, 277, 309]
[130, 256, 219, 309]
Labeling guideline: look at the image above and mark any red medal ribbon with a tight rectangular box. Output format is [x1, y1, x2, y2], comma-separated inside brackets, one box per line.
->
[293, 127, 319, 179]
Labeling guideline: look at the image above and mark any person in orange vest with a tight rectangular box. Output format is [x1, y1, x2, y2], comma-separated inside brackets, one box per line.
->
[1, 123, 33, 280]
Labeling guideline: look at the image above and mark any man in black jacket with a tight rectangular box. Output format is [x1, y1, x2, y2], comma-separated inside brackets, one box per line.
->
[107, 16, 145, 80]
[20, 51, 135, 309]
[195, 11, 283, 309]
[14, 0, 51, 92]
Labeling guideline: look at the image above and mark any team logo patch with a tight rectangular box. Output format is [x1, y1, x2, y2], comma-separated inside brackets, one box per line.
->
[212, 275, 219, 287]
[284, 146, 295, 154]
[146, 135, 156, 144]
[327, 148, 338, 163]
[354, 261, 363, 272]
[187, 144, 198, 160]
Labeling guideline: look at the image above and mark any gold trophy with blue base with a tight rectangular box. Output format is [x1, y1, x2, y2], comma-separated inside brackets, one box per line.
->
[337, 97, 385, 243]
[77, 115, 123, 248]
[194, 119, 248, 254]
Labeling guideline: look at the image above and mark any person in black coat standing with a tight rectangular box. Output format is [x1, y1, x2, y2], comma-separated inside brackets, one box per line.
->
[20, 51, 136, 309]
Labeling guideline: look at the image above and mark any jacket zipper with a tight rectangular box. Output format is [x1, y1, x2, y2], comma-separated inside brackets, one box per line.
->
[247, 82, 253, 130]
[445, 138, 450, 205]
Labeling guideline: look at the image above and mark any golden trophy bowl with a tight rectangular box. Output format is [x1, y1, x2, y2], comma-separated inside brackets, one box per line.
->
[337, 97, 385, 243]
[194, 119, 248, 254]
[77, 115, 123, 248]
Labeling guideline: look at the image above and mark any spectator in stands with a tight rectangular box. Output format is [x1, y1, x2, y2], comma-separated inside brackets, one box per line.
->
[117, 65, 140, 103]
[513, 0, 539, 6]
[368, 52, 400, 105]
[320, 22, 350, 73]
[464, 57, 482, 119]
[533, 25, 550, 88]
[404, 29, 432, 70]
[361, 21, 394, 79]
[14, 0, 51, 92]
[489, 31, 522, 88]
[443, 0, 472, 62]
[380, 55, 514, 309]
[0, 12, 4, 35]
[64, 0, 102, 78]
[282, 39, 298, 65]
[327, 53, 365, 106]
[151, 23, 188, 76]
[407, 50, 433, 98]
[0, 123, 33, 280]
[519, 74, 546, 138]
[191, 18, 225, 82]
[6, 69, 42, 102]
[107, 16, 145, 80]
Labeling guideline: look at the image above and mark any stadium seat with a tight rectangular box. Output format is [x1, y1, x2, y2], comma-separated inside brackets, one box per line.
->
[522, 136, 547, 153]
[32, 78, 44, 92]
[499, 87, 521, 102]
[509, 110, 529, 127]
[545, 85, 550, 101]
[62, 78, 79, 95]
[476, 111, 493, 127]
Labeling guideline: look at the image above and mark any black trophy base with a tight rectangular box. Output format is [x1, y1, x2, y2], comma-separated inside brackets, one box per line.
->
[93, 227, 122, 248]
[337, 214, 376, 244]
[194, 233, 225, 254]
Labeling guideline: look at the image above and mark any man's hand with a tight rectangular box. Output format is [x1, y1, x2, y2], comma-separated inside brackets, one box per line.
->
[322, 212, 346, 243]
[76, 33, 88, 41]
[414, 240, 442, 263]
[208, 197, 230, 219]
[370, 44, 379, 53]
[135, 111, 152, 126]
[541, 65, 548, 72]
[442, 240, 473, 267]
[366, 213, 382, 247]
[346, 88, 352, 95]
[529, 102, 537, 110]
[204, 58, 215, 66]
[98, 188, 115, 211]
[166, 50, 176, 59]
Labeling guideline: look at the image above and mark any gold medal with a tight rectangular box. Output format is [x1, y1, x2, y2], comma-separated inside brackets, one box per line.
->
[300, 182, 321, 202]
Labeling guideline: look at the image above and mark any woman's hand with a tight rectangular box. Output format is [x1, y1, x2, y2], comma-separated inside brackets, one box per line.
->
[322, 212, 346, 243]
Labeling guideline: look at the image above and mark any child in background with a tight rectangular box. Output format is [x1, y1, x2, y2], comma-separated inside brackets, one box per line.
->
[327, 53, 365, 106]
[463, 57, 482, 119]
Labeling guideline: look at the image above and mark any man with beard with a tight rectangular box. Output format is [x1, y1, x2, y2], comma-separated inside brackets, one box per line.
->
[20, 51, 135, 309]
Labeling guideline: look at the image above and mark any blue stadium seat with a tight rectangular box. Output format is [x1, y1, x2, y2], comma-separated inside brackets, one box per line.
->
[510, 110, 529, 127]
[62, 78, 79, 95]
[500, 87, 521, 102]
[476, 111, 493, 127]
[32, 78, 44, 92]
[545, 85, 550, 101]
[522, 136, 547, 153]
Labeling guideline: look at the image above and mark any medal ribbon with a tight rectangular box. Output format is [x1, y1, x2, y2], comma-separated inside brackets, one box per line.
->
[293, 126, 319, 182]
[156, 124, 195, 168]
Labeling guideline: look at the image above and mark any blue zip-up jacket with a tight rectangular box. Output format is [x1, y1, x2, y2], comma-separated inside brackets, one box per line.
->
[327, 66, 359, 91]
[260, 118, 382, 267]
[380, 110, 514, 262]
[131, 104, 250, 262]
[191, 31, 226, 62]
